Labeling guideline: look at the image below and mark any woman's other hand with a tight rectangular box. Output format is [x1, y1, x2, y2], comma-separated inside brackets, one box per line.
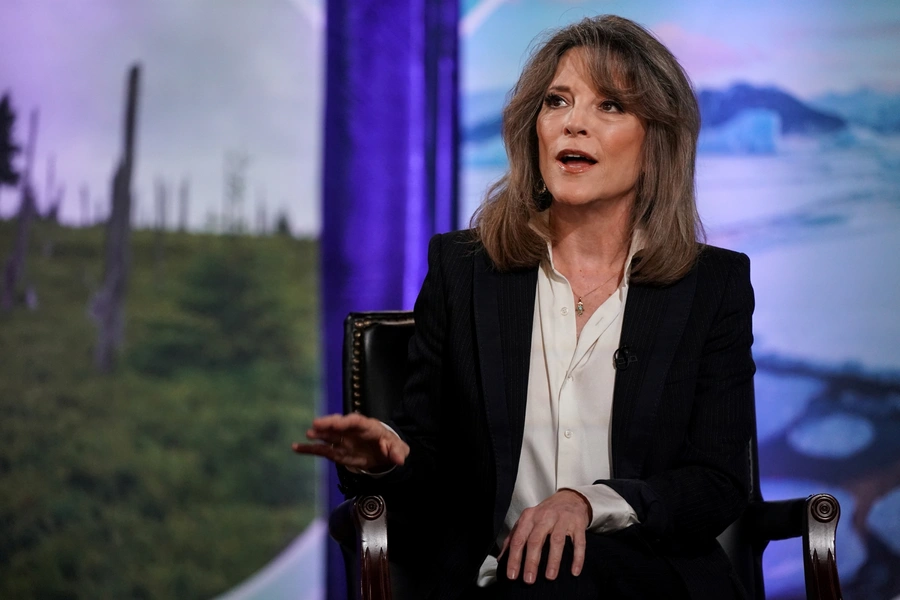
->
[291, 413, 409, 473]
[500, 489, 591, 584]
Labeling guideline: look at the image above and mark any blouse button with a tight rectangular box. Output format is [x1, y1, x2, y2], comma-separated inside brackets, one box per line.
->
[564, 430, 573, 439]
[561, 307, 569, 316]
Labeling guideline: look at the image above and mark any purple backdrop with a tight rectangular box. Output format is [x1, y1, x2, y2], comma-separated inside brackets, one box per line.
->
[320, 0, 459, 597]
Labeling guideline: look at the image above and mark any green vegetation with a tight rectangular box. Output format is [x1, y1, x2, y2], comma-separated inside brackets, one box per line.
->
[0, 220, 321, 599]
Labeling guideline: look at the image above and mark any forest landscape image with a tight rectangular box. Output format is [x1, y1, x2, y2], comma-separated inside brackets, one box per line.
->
[0, 1, 326, 598]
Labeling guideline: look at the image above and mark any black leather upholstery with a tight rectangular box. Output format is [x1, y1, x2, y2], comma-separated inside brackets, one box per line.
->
[342, 312, 415, 422]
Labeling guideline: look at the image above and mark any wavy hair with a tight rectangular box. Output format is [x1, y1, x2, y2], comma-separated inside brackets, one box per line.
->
[470, 15, 704, 284]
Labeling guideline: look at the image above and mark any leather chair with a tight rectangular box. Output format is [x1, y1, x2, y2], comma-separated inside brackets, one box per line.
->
[329, 311, 843, 600]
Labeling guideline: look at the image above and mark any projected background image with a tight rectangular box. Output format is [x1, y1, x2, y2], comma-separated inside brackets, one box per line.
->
[2, 0, 900, 599]
[0, 1, 325, 598]
[460, 1, 900, 599]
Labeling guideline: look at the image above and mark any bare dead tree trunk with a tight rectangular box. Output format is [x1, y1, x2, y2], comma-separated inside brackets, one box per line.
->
[154, 177, 167, 230]
[46, 185, 63, 224]
[1, 108, 39, 311]
[178, 177, 189, 232]
[92, 65, 140, 373]
[130, 190, 139, 229]
[223, 150, 249, 234]
[43, 154, 55, 220]
[42, 155, 60, 259]
[42, 184, 64, 258]
[255, 187, 267, 235]
[139, 190, 151, 229]
[1, 184, 37, 310]
[80, 184, 90, 226]
[153, 176, 167, 284]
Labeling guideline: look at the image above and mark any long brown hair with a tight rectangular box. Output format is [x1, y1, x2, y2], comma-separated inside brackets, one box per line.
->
[470, 15, 704, 285]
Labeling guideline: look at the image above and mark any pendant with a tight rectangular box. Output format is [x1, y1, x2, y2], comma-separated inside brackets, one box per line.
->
[576, 297, 584, 316]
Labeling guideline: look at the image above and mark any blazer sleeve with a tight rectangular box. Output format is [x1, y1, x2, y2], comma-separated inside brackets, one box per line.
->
[388, 233, 447, 479]
[337, 234, 447, 499]
[598, 252, 756, 545]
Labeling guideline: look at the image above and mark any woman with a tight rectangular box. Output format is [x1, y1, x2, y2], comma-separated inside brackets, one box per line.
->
[295, 14, 755, 600]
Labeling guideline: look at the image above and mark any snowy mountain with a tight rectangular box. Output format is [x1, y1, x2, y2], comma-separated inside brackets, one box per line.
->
[697, 83, 846, 135]
[811, 89, 900, 134]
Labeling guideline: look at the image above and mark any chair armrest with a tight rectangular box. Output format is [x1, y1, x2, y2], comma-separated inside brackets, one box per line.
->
[746, 494, 842, 600]
[802, 493, 842, 600]
[329, 495, 392, 600]
[746, 497, 806, 543]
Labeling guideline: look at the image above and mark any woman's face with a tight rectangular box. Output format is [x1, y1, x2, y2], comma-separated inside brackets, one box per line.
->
[536, 47, 646, 211]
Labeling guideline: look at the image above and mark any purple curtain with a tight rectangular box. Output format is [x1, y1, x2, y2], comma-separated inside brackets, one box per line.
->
[320, 1, 459, 597]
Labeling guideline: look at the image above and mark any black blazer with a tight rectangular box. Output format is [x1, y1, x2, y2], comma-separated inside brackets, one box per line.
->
[350, 230, 756, 600]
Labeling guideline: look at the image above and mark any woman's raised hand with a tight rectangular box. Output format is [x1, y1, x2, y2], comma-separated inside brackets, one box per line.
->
[292, 413, 410, 472]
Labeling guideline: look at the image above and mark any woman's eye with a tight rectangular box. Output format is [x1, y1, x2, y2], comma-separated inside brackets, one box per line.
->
[544, 94, 566, 108]
[599, 100, 624, 113]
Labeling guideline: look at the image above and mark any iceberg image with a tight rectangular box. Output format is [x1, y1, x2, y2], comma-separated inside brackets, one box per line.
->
[698, 109, 781, 154]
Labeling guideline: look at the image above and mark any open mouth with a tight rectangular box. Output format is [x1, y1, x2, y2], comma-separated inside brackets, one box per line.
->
[556, 150, 598, 166]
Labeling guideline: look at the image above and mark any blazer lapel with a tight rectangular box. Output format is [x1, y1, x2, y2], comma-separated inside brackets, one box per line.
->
[612, 264, 698, 479]
[473, 253, 537, 534]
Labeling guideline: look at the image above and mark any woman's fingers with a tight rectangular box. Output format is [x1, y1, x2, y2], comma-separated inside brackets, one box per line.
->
[504, 512, 533, 581]
[498, 535, 510, 560]
[522, 522, 551, 584]
[506, 513, 571, 584]
[291, 441, 343, 462]
[570, 527, 586, 577]
[381, 435, 410, 466]
[293, 414, 409, 471]
[543, 527, 569, 580]
[304, 414, 379, 449]
[505, 490, 591, 584]
[292, 440, 373, 468]
[505, 511, 556, 584]
[308, 413, 378, 438]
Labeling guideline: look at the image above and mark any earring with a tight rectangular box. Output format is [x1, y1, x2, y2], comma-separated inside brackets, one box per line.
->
[534, 180, 553, 211]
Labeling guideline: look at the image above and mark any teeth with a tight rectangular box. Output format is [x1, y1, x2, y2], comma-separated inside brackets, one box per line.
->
[560, 153, 593, 162]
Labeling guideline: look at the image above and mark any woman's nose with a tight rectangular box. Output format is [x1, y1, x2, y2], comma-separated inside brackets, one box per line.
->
[563, 106, 588, 136]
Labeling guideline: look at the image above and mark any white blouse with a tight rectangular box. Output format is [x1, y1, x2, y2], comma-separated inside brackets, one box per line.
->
[478, 237, 641, 586]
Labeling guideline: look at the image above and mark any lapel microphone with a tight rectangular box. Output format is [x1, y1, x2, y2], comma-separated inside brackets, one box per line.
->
[614, 346, 637, 371]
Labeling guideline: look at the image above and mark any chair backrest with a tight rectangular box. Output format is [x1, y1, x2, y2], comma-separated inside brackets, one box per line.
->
[342, 312, 419, 600]
[343, 311, 416, 420]
[343, 310, 768, 599]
